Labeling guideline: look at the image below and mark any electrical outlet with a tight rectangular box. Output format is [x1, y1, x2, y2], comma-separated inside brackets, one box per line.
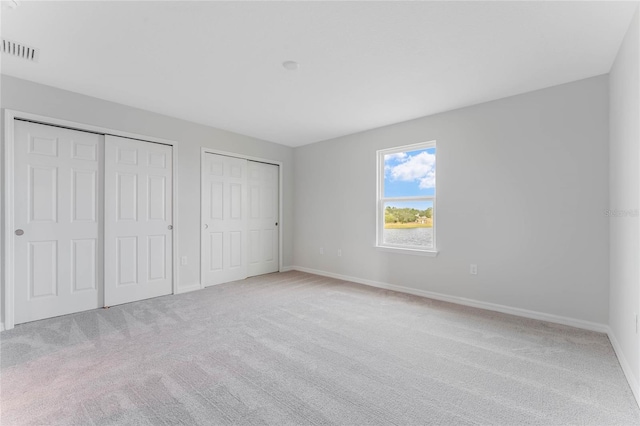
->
[470, 264, 477, 275]
[181, 256, 187, 266]
[337, 249, 342, 257]
[319, 247, 324, 255]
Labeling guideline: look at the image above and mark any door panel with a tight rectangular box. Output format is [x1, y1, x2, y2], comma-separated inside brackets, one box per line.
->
[263, 229, 275, 261]
[105, 136, 172, 306]
[201, 153, 247, 285]
[247, 161, 279, 277]
[117, 237, 138, 285]
[148, 176, 166, 220]
[71, 238, 97, 292]
[72, 169, 97, 222]
[30, 165, 57, 222]
[230, 231, 242, 268]
[117, 173, 138, 220]
[210, 232, 223, 271]
[211, 182, 223, 219]
[14, 120, 103, 324]
[148, 235, 167, 280]
[249, 230, 260, 263]
[29, 240, 57, 298]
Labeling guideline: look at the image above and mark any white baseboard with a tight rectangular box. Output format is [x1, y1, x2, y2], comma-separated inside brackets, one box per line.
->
[0, 322, 4, 332]
[291, 266, 640, 402]
[608, 329, 640, 408]
[280, 266, 293, 272]
[294, 264, 640, 408]
[290, 266, 609, 334]
[174, 283, 202, 295]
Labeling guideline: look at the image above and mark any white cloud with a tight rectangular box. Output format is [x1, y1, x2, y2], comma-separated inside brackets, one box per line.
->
[388, 151, 435, 189]
[385, 152, 407, 163]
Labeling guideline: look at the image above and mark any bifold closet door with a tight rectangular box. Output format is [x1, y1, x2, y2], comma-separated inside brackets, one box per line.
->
[201, 153, 248, 286]
[247, 161, 279, 276]
[13, 120, 103, 324]
[104, 135, 173, 306]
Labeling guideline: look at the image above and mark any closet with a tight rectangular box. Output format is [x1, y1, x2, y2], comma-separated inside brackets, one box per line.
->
[11, 120, 173, 324]
[201, 152, 279, 286]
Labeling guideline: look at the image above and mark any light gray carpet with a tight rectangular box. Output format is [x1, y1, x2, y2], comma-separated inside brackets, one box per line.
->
[1, 271, 639, 425]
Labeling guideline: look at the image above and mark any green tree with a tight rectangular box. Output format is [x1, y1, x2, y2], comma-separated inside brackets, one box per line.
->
[385, 211, 397, 223]
[386, 206, 433, 223]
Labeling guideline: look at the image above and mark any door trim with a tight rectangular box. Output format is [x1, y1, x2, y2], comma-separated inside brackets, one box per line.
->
[3, 109, 179, 330]
[200, 147, 283, 289]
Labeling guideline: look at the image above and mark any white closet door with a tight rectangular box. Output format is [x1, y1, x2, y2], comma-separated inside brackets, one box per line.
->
[201, 153, 247, 286]
[247, 161, 279, 276]
[14, 120, 103, 324]
[104, 135, 173, 306]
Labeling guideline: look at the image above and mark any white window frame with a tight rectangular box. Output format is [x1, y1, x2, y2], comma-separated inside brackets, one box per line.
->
[376, 141, 437, 256]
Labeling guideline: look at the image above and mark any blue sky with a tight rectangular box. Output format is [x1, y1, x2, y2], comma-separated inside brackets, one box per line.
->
[384, 147, 436, 198]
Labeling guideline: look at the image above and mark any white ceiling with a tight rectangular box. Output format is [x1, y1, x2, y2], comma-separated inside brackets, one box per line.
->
[1, 1, 637, 147]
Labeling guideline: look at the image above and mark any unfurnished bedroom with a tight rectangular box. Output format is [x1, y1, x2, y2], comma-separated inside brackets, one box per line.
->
[1, 1, 639, 425]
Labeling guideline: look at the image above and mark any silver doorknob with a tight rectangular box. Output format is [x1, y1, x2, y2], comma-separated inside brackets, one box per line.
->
[168, 225, 173, 230]
[15, 229, 24, 236]
[204, 224, 208, 229]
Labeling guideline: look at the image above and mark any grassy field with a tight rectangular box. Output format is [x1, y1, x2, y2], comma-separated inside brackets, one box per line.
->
[384, 221, 433, 229]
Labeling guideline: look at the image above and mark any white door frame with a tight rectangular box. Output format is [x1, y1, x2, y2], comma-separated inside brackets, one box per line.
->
[200, 147, 283, 288]
[3, 109, 179, 330]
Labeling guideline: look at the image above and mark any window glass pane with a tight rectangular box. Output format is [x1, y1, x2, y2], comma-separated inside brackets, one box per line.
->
[383, 200, 433, 248]
[384, 147, 436, 197]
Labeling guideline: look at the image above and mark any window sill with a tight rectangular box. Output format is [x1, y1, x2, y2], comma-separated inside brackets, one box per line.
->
[375, 245, 439, 257]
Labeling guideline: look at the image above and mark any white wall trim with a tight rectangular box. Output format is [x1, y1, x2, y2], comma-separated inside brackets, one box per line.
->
[0, 322, 5, 332]
[290, 265, 610, 334]
[5, 110, 178, 145]
[171, 142, 180, 300]
[608, 328, 640, 408]
[2, 109, 180, 330]
[3, 110, 17, 330]
[279, 266, 293, 272]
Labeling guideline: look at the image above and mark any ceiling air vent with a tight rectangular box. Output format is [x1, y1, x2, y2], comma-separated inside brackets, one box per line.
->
[2, 39, 39, 62]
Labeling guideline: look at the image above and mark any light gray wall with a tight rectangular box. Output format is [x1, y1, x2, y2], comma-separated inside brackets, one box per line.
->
[293, 75, 610, 325]
[609, 7, 639, 398]
[0, 75, 294, 325]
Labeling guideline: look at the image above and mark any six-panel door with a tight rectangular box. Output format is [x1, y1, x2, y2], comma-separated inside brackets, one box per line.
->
[14, 121, 104, 324]
[247, 161, 279, 277]
[104, 135, 173, 306]
[201, 153, 248, 286]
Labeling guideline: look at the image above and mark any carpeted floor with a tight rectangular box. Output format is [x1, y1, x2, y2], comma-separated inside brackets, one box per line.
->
[1, 271, 639, 425]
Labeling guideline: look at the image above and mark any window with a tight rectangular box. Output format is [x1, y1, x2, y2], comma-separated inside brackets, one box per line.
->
[377, 141, 436, 255]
